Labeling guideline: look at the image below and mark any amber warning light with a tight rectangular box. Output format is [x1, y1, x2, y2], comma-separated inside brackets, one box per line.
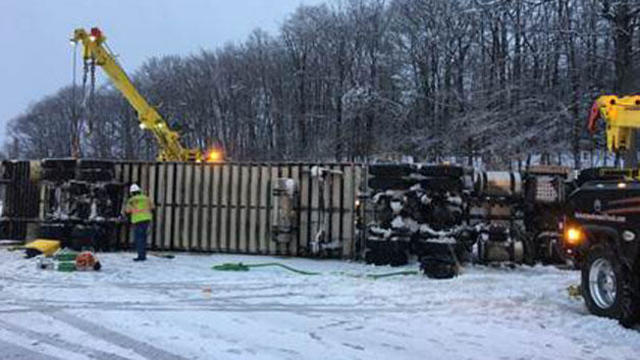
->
[565, 226, 584, 246]
[206, 149, 223, 163]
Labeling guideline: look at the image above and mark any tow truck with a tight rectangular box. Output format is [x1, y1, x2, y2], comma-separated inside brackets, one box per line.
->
[563, 95, 640, 327]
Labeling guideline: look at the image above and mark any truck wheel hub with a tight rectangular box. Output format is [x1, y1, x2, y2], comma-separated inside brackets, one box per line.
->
[589, 258, 617, 309]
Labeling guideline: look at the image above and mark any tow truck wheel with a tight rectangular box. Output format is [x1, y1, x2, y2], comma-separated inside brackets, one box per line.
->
[581, 245, 639, 326]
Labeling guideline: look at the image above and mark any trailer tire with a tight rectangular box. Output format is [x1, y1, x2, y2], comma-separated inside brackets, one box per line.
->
[364, 246, 408, 267]
[388, 249, 409, 267]
[364, 248, 387, 266]
[420, 257, 457, 279]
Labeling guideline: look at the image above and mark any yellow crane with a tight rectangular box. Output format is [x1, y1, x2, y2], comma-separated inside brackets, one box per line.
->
[71, 27, 222, 162]
[587, 94, 640, 153]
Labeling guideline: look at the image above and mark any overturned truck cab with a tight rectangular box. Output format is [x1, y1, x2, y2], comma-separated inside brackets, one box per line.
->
[563, 174, 640, 327]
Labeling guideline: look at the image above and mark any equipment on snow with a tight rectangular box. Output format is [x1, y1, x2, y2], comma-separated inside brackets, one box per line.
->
[23, 239, 61, 258]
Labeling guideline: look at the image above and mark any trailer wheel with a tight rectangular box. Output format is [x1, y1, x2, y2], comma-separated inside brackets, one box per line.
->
[364, 248, 387, 266]
[388, 249, 409, 267]
[581, 245, 639, 326]
[420, 257, 457, 279]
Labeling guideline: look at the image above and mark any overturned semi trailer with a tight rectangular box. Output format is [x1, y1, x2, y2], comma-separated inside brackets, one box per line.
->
[1, 159, 569, 265]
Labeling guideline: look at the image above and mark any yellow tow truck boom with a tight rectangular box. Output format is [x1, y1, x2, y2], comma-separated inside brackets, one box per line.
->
[587, 94, 640, 153]
[71, 27, 217, 162]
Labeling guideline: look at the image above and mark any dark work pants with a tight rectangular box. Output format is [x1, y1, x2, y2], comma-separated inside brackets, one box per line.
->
[134, 221, 150, 260]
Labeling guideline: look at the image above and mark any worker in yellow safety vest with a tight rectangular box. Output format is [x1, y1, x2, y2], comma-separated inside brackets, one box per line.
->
[125, 184, 153, 261]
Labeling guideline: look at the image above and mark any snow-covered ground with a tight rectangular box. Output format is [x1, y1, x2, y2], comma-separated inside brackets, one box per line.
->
[0, 249, 638, 360]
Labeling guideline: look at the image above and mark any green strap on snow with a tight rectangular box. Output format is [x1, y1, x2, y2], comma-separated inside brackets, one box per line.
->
[211, 262, 418, 279]
[212, 262, 320, 275]
[212, 263, 251, 271]
[245, 263, 321, 275]
[365, 270, 419, 279]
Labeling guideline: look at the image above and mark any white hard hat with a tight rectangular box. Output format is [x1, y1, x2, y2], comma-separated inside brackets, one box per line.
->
[129, 184, 141, 193]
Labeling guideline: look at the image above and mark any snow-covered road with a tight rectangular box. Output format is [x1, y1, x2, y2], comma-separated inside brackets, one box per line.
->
[0, 249, 638, 360]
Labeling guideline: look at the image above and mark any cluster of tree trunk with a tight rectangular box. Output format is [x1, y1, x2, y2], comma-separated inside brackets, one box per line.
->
[4, 0, 640, 167]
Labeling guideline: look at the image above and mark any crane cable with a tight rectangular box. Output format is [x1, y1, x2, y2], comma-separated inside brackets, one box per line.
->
[88, 57, 96, 134]
[71, 41, 79, 157]
[71, 41, 77, 102]
[70, 42, 93, 158]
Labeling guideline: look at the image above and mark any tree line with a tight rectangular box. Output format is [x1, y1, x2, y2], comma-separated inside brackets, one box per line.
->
[4, 0, 640, 168]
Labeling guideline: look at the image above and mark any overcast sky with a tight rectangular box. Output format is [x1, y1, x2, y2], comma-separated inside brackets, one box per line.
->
[0, 0, 324, 143]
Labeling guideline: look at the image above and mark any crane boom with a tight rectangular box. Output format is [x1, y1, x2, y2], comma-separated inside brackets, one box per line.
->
[587, 94, 640, 153]
[71, 27, 204, 162]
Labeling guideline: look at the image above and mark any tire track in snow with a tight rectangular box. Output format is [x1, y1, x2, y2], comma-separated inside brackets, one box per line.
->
[0, 319, 132, 360]
[3, 288, 398, 314]
[48, 312, 189, 360]
[2, 274, 319, 293]
[0, 303, 451, 314]
[0, 338, 64, 360]
[2, 285, 592, 321]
